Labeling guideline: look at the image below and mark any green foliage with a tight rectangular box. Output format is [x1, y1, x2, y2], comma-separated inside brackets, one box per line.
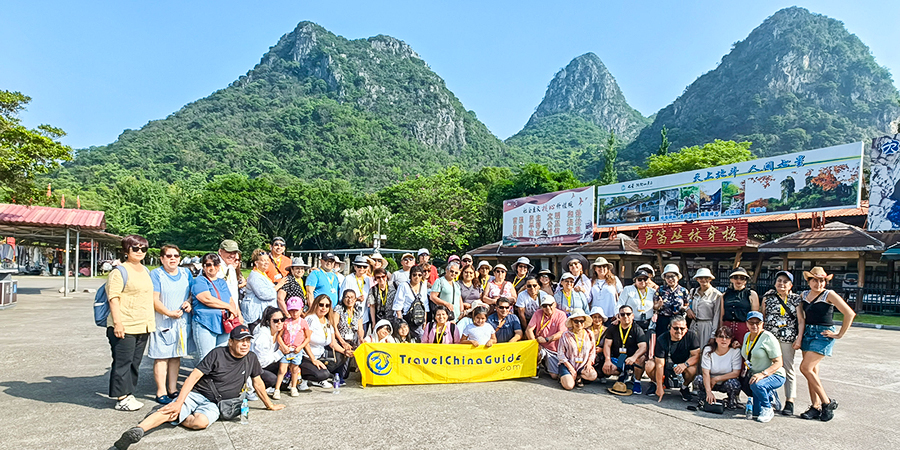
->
[640, 140, 754, 177]
[0, 90, 73, 202]
[340, 205, 392, 247]
[658, 126, 670, 156]
[600, 132, 618, 185]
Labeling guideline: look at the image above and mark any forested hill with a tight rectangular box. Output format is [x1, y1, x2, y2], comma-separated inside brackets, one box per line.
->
[58, 22, 515, 191]
[505, 53, 650, 181]
[620, 7, 900, 167]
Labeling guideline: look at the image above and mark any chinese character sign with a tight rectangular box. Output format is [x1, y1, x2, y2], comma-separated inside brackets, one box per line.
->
[597, 142, 863, 227]
[637, 221, 748, 249]
[502, 187, 594, 246]
[866, 135, 900, 231]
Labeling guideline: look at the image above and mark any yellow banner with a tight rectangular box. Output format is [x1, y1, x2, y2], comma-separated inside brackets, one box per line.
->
[354, 341, 539, 386]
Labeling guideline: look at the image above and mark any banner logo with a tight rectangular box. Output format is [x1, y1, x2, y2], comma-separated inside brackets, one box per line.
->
[367, 350, 392, 376]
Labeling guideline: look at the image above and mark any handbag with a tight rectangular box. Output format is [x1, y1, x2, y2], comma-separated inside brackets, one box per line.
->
[206, 357, 249, 420]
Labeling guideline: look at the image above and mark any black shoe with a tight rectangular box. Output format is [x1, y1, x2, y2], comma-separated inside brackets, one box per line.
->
[114, 427, 144, 450]
[646, 382, 657, 396]
[781, 401, 794, 416]
[680, 386, 693, 402]
[799, 405, 821, 420]
[819, 401, 837, 422]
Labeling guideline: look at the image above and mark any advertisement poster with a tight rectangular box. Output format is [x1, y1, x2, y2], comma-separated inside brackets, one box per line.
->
[866, 135, 900, 231]
[502, 186, 594, 246]
[597, 142, 863, 227]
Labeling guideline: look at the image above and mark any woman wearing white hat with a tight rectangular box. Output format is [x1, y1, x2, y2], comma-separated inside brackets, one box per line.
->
[687, 268, 722, 346]
[654, 264, 689, 338]
[555, 273, 590, 317]
[557, 308, 598, 390]
[588, 257, 622, 325]
[510, 257, 534, 294]
[482, 264, 514, 306]
[341, 256, 372, 333]
[277, 257, 310, 316]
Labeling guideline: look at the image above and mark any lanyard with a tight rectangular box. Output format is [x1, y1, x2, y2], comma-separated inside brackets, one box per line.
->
[273, 255, 283, 271]
[778, 294, 788, 316]
[435, 324, 446, 344]
[356, 276, 365, 295]
[619, 325, 632, 348]
[347, 305, 354, 325]
[539, 313, 552, 333]
[253, 268, 267, 279]
[378, 287, 388, 306]
[594, 326, 605, 347]
[744, 332, 762, 358]
[575, 330, 585, 355]
[637, 288, 648, 308]
[513, 274, 525, 288]
[326, 272, 335, 287]
[564, 290, 573, 310]
[481, 278, 488, 291]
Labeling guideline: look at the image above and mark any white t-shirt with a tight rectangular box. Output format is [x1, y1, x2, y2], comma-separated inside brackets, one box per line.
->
[589, 277, 623, 318]
[462, 323, 495, 346]
[392, 269, 411, 288]
[341, 274, 372, 324]
[618, 284, 656, 322]
[516, 290, 545, 321]
[701, 347, 743, 376]
[305, 315, 333, 359]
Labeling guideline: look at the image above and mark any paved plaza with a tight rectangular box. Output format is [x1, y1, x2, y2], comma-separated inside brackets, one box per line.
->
[1, 275, 898, 450]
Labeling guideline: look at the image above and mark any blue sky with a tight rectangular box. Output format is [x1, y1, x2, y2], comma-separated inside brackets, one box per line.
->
[3, 1, 897, 149]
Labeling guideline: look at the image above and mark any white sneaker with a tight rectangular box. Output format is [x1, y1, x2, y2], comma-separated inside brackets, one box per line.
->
[289, 387, 299, 397]
[298, 380, 309, 391]
[757, 406, 775, 423]
[271, 389, 281, 400]
[115, 395, 144, 411]
[245, 391, 259, 401]
[265, 387, 275, 395]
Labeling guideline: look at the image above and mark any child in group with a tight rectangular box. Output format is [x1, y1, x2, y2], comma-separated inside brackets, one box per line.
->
[273, 297, 310, 398]
[394, 319, 417, 343]
[460, 306, 497, 347]
[365, 319, 396, 343]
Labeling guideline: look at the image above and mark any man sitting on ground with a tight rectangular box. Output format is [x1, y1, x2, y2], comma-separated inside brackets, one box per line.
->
[602, 305, 647, 394]
[113, 325, 284, 449]
[525, 296, 568, 379]
[645, 315, 701, 402]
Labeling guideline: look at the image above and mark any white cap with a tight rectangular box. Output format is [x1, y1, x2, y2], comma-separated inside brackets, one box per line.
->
[417, 248, 430, 257]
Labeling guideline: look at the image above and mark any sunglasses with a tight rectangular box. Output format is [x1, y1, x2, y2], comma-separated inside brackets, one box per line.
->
[620, 312, 633, 316]
[496, 306, 510, 310]
[411, 273, 423, 277]
[402, 257, 414, 261]
[494, 269, 507, 273]
[541, 304, 553, 308]
[271, 317, 286, 323]
[526, 284, 539, 288]
[671, 326, 688, 331]
[203, 263, 217, 268]
[731, 276, 748, 281]
[572, 319, 585, 324]
[462, 259, 472, 263]
[130, 246, 148, 253]
[664, 274, 678, 279]
[163, 253, 180, 258]
[375, 275, 387, 280]
[635, 277, 648, 282]
[318, 303, 330, 308]
[272, 243, 285, 247]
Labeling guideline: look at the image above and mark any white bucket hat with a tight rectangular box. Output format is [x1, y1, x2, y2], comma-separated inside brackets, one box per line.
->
[662, 264, 681, 278]
[692, 268, 715, 279]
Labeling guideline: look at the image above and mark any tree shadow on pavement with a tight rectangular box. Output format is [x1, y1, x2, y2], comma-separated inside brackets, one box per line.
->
[0, 374, 115, 410]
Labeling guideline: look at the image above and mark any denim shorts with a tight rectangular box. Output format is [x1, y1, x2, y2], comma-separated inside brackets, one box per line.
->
[280, 352, 303, 365]
[558, 363, 582, 378]
[801, 324, 835, 357]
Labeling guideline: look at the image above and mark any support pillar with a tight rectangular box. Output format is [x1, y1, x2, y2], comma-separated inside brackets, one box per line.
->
[856, 253, 866, 312]
[74, 229, 80, 292]
[64, 228, 70, 297]
[90, 239, 96, 278]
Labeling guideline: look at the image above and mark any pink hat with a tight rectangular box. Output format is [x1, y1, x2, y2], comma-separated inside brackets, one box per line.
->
[286, 296, 304, 311]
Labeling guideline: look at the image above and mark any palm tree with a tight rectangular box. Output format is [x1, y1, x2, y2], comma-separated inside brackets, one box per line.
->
[340, 205, 392, 247]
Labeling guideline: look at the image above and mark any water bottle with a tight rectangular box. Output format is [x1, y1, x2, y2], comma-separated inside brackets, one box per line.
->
[745, 397, 753, 420]
[240, 396, 249, 424]
[332, 373, 341, 394]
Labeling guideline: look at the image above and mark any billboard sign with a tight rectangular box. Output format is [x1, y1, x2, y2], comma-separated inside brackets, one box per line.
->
[502, 186, 594, 246]
[596, 142, 863, 227]
[866, 135, 900, 231]
[637, 220, 748, 249]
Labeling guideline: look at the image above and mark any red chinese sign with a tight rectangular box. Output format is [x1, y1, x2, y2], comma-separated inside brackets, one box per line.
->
[637, 221, 748, 249]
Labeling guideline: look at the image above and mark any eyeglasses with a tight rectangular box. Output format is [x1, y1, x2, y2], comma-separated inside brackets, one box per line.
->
[203, 263, 217, 268]
[664, 274, 678, 279]
[447, 270, 460, 275]
[496, 306, 510, 310]
[130, 246, 148, 253]
[163, 254, 180, 258]
[271, 317, 286, 323]
[572, 319, 585, 324]
[411, 273, 423, 277]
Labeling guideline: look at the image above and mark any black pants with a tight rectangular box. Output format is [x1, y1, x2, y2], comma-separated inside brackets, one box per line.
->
[299, 357, 331, 382]
[106, 328, 149, 398]
[259, 361, 280, 388]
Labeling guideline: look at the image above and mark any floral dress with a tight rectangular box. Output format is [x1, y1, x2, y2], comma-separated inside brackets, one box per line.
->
[655, 284, 688, 336]
[761, 289, 801, 343]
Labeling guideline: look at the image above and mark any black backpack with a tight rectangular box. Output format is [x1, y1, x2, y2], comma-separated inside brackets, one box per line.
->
[404, 283, 427, 328]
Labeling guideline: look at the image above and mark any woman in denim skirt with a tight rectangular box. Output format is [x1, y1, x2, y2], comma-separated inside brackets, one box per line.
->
[796, 267, 856, 422]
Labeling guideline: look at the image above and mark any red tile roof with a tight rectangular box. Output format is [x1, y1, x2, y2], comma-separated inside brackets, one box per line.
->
[0, 204, 106, 230]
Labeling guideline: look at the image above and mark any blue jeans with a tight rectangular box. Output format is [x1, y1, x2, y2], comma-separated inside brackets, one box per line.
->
[193, 324, 228, 360]
[748, 374, 785, 416]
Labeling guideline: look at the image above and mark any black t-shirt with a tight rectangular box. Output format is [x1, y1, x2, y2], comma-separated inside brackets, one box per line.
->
[603, 324, 646, 357]
[194, 346, 263, 401]
[653, 330, 700, 364]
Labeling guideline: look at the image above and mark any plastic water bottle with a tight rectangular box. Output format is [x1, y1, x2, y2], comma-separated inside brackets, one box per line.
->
[745, 397, 753, 420]
[240, 396, 249, 424]
[332, 373, 341, 394]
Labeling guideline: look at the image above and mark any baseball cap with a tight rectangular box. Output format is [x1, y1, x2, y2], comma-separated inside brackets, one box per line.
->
[540, 296, 556, 306]
[774, 270, 794, 283]
[286, 297, 303, 311]
[323, 252, 337, 261]
[746, 311, 764, 322]
[401, 252, 414, 260]
[417, 248, 430, 257]
[230, 325, 252, 340]
[219, 240, 239, 252]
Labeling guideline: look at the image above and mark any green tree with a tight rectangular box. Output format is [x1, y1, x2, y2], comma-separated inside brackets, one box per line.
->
[640, 140, 754, 177]
[600, 131, 618, 185]
[658, 125, 670, 155]
[1, 90, 73, 201]
[340, 204, 392, 247]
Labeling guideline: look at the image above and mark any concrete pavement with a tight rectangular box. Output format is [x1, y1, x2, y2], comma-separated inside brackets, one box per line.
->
[1, 275, 898, 449]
